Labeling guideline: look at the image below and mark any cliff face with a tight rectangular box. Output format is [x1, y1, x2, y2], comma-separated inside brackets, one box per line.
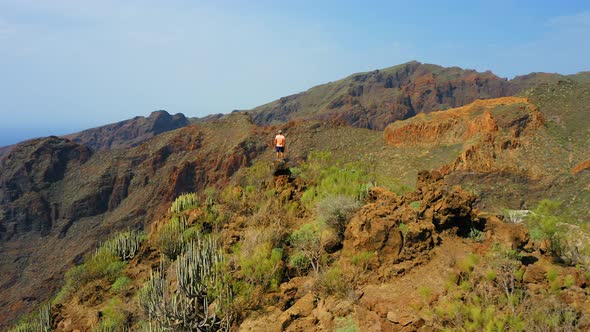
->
[0, 113, 267, 327]
[383, 96, 545, 174]
[249, 62, 590, 131]
[62, 110, 190, 151]
[251, 61, 517, 130]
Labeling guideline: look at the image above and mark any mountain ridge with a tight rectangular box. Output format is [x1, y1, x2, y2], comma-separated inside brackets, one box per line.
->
[248, 60, 590, 130]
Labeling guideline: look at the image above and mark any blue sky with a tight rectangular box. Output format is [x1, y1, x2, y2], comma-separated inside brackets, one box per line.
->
[0, 0, 589, 146]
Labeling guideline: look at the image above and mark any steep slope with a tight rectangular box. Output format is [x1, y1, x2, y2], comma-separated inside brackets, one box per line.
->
[45, 167, 590, 331]
[62, 110, 190, 151]
[0, 113, 266, 327]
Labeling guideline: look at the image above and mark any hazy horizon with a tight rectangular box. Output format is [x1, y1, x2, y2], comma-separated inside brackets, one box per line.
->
[1, 0, 589, 146]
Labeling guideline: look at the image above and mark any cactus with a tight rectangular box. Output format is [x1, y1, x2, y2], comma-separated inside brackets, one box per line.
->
[137, 270, 171, 322]
[156, 214, 188, 260]
[138, 236, 233, 331]
[100, 230, 146, 261]
[176, 237, 221, 298]
[170, 193, 200, 214]
[7, 304, 51, 332]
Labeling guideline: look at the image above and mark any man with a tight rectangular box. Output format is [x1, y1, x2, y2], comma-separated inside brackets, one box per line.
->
[274, 130, 286, 162]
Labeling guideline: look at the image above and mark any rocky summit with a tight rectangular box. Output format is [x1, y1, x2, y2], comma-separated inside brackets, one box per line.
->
[1, 62, 590, 331]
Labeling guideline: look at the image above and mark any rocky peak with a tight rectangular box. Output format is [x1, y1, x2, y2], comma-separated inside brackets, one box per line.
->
[63, 110, 190, 151]
[148, 110, 190, 134]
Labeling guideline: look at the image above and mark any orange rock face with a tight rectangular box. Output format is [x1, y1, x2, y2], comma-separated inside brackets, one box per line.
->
[572, 159, 590, 175]
[383, 97, 532, 147]
[383, 97, 547, 175]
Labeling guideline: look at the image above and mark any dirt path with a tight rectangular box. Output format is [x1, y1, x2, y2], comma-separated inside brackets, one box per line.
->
[357, 237, 476, 331]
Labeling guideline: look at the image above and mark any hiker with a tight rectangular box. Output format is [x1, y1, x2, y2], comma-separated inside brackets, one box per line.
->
[274, 130, 286, 161]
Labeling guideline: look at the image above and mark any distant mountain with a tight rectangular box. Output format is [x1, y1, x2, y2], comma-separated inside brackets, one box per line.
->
[62, 110, 190, 151]
[249, 61, 590, 130]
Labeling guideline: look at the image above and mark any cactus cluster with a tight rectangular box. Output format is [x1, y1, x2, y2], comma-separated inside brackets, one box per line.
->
[138, 236, 233, 331]
[101, 230, 146, 261]
[156, 214, 188, 260]
[176, 237, 222, 298]
[8, 304, 51, 332]
[170, 192, 200, 214]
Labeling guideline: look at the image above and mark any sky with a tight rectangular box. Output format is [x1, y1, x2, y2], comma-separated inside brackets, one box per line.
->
[0, 0, 589, 146]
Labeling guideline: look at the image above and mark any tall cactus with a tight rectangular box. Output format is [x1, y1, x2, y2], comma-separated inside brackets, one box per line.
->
[101, 230, 145, 261]
[156, 214, 188, 260]
[176, 237, 221, 298]
[7, 304, 52, 332]
[138, 235, 233, 331]
[137, 270, 170, 322]
[170, 193, 200, 214]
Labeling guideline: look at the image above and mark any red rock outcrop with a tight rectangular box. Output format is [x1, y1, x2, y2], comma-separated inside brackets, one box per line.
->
[343, 171, 478, 274]
[383, 97, 546, 175]
[572, 159, 590, 175]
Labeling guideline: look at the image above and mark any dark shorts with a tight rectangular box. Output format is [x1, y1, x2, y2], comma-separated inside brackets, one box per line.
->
[276, 146, 285, 152]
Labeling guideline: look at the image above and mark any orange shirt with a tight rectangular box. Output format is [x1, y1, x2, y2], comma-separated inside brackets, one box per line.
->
[275, 134, 285, 147]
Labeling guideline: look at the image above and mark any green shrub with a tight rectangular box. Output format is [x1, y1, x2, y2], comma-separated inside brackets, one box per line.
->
[424, 242, 583, 331]
[183, 226, 202, 243]
[288, 251, 311, 275]
[93, 298, 127, 332]
[546, 269, 559, 283]
[522, 296, 579, 331]
[111, 276, 132, 293]
[297, 151, 373, 208]
[468, 227, 485, 243]
[350, 251, 373, 271]
[526, 200, 564, 252]
[244, 160, 274, 189]
[86, 250, 126, 284]
[563, 274, 575, 288]
[54, 240, 128, 304]
[239, 244, 283, 290]
[485, 270, 497, 281]
[317, 266, 351, 298]
[418, 286, 432, 302]
[301, 164, 372, 207]
[289, 222, 324, 274]
[316, 195, 359, 238]
[398, 223, 410, 236]
[409, 201, 421, 210]
[220, 185, 243, 211]
[335, 315, 359, 332]
[457, 253, 480, 275]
